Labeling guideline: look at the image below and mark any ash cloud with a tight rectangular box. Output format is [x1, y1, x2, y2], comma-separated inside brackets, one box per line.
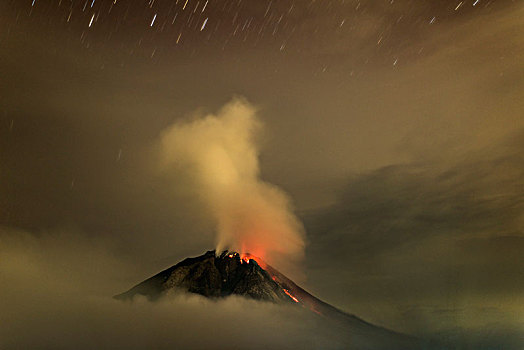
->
[158, 98, 305, 272]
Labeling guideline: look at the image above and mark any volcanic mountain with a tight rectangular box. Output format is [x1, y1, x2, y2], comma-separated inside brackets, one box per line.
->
[115, 250, 430, 349]
[115, 250, 291, 302]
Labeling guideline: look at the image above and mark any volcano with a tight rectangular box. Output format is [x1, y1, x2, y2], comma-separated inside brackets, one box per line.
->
[115, 250, 429, 349]
[115, 250, 291, 302]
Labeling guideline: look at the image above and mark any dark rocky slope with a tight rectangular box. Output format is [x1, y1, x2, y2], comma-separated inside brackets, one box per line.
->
[115, 250, 291, 302]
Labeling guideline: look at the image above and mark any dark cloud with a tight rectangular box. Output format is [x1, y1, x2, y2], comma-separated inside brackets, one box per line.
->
[303, 133, 524, 344]
[307, 138, 523, 261]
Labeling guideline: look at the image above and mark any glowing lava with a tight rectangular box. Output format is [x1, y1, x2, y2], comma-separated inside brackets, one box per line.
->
[225, 252, 300, 303]
[282, 288, 299, 303]
[226, 252, 252, 264]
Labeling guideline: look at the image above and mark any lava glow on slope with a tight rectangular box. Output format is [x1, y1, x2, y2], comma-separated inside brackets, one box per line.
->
[239, 253, 267, 269]
[226, 252, 300, 303]
[283, 289, 299, 303]
[227, 252, 251, 264]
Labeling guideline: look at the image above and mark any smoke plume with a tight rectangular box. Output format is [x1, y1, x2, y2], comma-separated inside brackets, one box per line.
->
[159, 98, 305, 269]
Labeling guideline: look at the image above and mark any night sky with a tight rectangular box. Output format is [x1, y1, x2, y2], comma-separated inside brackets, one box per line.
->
[1, 0, 523, 349]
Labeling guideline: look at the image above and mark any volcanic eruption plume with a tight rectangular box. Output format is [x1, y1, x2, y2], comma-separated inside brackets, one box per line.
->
[159, 98, 305, 271]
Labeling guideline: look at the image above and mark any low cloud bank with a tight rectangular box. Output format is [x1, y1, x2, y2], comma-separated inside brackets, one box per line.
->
[0, 228, 347, 350]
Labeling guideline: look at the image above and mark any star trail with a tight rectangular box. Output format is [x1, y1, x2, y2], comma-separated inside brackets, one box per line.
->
[2, 0, 513, 65]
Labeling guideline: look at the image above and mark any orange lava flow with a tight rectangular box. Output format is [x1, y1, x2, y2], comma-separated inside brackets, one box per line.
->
[226, 252, 253, 264]
[283, 289, 299, 303]
[227, 253, 300, 305]
[239, 253, 268, 269]
[239, 253, 254, 264]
